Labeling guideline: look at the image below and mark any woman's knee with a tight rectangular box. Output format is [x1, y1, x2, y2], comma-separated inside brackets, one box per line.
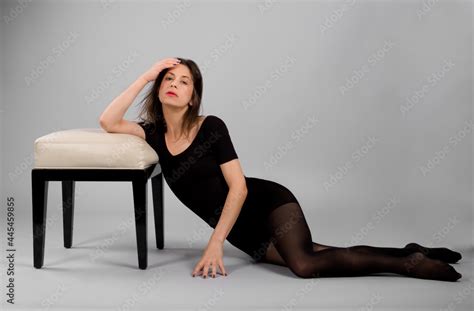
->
[287, 257, 319, 278]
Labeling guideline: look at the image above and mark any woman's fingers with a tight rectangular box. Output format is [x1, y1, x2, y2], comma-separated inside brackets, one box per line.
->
[158, 57, 179, 64]
[211, 263, 217, 278]
[165, 58, 181, 65]
[165, 58, 180, 65]
[219, 259, 227, 277]
[157, 59, 180, 70]
[142, 57, 181, 82]
[192, 260, 228, 278]
[192, 261, 203, 277]
[202, 262, 212, 278]
[165, 57, 180, 63]
[161, 59, 181, 70]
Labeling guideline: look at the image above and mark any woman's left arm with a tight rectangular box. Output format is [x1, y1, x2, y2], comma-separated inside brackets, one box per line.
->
[192, 158, 247, 278]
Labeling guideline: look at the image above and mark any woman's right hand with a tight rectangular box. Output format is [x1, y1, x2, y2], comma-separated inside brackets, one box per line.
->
[141, 57, 181, 83]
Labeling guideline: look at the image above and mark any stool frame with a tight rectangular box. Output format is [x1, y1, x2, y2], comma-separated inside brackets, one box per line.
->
[31, 164, 164, 270]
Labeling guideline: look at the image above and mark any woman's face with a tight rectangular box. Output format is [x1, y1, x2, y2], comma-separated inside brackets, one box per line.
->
[158, 64, 194, 109]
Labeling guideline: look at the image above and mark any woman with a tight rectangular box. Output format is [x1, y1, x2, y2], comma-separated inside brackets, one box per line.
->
[99, 57, 463, 281]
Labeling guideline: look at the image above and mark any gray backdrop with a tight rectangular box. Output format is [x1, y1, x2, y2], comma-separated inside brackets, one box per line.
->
[0, 0, 472, 309]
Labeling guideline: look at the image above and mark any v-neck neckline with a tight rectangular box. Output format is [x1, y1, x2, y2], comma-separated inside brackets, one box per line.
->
[163, 116, 209, 157]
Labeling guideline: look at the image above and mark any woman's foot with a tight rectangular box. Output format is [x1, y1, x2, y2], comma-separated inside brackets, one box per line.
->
[404, 242, 462, 264]
[403, 252, 462, 282]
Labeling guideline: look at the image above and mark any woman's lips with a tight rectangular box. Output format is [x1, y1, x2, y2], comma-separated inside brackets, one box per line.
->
[166, 92, 177, 96]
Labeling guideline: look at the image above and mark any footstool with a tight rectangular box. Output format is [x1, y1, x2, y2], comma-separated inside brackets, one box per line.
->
[32, 127, 164, 269]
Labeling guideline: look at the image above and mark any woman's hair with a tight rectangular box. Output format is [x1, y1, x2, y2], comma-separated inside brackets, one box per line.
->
[137, 57, 203, 138]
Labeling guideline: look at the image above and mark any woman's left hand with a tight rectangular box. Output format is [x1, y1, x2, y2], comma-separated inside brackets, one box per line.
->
[192, 239, 228, 278]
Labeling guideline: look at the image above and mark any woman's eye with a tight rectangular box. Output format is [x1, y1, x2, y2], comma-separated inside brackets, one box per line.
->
[165, 77, 187, 84]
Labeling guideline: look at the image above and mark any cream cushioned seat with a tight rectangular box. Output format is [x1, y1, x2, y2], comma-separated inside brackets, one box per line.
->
[34, 128, 158, 169]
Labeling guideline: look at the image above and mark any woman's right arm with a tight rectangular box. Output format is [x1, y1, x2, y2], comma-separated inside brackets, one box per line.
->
[98, 76, 149, 139]
[98, 57, 181, 139]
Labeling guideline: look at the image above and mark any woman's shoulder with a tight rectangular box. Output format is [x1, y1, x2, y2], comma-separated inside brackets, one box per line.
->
[201, 115, 233, 141]
[203, 114, 228, 129]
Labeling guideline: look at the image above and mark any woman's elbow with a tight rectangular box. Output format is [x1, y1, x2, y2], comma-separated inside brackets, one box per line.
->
[237, 182, 248, 197]
[99, 116, 114, 132]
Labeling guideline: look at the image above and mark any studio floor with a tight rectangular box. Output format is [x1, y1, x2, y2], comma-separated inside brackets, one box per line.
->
[2, 206, 473, 311]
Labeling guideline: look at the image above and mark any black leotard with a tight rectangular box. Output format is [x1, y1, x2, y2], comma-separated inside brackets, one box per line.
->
[138, 115, 299, 262]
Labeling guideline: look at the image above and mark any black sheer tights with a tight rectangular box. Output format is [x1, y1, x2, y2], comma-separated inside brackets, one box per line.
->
[261, 202, 462, 282]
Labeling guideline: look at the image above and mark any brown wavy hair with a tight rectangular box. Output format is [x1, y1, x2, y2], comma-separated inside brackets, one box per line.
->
[137, 57, 203, 138]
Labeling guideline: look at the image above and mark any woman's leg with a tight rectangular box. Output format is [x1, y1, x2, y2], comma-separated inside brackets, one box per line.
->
[312, 242, 462, 263]
[312, 242, 340, 252]
[264, 202, 462, 281]
[264, 241, 462, 266]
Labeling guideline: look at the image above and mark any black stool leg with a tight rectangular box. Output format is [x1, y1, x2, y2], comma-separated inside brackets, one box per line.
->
[62, 180, 75, 248]
[32, 170, 49, 269]
[132, 176, 147, 269]
[151, 173, 164, 249]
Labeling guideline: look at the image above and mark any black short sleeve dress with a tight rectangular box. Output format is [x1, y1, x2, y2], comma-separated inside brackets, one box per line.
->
[138, 115, 299, 262]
